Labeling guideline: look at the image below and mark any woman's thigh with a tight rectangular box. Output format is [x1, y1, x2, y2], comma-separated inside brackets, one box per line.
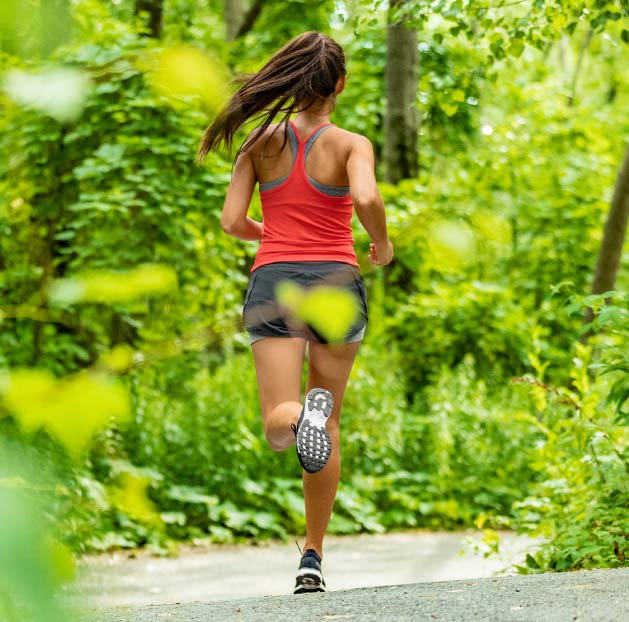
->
[306, 340, 361, 428]
[251, 337, 307, 424]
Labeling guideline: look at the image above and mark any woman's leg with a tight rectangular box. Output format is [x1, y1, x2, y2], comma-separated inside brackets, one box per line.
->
[251, 337, 307, 451]
[302, 340, 361, 558]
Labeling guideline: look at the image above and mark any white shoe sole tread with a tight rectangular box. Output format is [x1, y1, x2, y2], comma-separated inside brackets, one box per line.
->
[295, 388, 333, 474]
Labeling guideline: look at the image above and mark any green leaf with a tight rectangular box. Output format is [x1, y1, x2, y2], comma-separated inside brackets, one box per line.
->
[147, 46, 229, 112]
[526, 553, 540, 569]
[1, 370, 131, 458]
[551, 13, 567, 31]
[507, 41, 525, 58]
[276, 281, 359, 343]
[439, 101, 459, 116]
[47, 264, 178, 305]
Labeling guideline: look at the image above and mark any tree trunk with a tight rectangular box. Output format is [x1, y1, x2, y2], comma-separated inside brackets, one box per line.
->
[224, 0, 245, 41]
[384, 0, 419, 184]
[135, 0, 164, 38]
[31, 216, 57, 365]
[234, 0, 265, 39]
[582, 144, 629, 339]
[110, 312, 135, 346]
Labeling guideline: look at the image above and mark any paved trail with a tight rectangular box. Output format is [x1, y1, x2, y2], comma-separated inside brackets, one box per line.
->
[66, 531, 531, 607]
[65, 532, 629, 621]
[76, 568, 629, 622]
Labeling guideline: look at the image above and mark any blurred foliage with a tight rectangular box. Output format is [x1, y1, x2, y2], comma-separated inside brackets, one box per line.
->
[0, 461, 68, 622]
[276, 281, 360, 342]
[1, 4, 629, 615]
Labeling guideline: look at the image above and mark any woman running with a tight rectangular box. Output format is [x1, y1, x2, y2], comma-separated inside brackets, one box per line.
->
[197, 31, 393, 594]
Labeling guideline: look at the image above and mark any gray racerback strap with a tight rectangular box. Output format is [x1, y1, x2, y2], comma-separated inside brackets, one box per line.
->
[258, 124, 298, 191]
[259, 123, 350, 197]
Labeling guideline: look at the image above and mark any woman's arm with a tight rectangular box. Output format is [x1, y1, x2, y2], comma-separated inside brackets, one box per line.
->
[221, 150, 263, 241]
[346, 135, 393, 266]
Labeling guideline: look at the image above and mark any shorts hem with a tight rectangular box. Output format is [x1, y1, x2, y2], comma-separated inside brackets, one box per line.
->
[248, 325, 366, 346]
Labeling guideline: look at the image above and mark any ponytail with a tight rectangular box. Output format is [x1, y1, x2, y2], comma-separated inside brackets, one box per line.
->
[196, 31, 346, 162]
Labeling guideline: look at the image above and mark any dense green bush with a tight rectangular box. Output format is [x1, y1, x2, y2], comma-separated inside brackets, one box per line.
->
[509, 334, 629, 571]
[393, 282, 535, 391]
[1, 32, 248, 373]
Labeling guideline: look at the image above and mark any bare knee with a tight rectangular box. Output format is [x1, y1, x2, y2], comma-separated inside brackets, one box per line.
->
[264, 424, 287, 452]
[261, 400, 302, 451]
[263, 408, 295, 451]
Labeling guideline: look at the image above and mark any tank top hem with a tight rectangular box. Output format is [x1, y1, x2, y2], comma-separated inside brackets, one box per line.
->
[251, 252, 359, 273]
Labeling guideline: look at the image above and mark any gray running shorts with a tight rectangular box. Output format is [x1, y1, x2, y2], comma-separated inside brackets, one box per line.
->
[242, 261, 368, 345]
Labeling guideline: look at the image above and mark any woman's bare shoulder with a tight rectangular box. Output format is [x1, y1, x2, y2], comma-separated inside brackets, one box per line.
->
[327, 126, 373, 157]
[330, 126, 372, 145]
[242, 123, 287, 157]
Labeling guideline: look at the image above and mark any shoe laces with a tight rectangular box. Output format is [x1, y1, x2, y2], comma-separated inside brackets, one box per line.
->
[301, 548, 322, 564]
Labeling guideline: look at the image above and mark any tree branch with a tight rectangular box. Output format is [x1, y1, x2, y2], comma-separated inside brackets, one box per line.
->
[235, 0, 265, 39]
[582, 144, 629, 342]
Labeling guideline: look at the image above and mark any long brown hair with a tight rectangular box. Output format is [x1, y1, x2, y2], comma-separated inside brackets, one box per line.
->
[196, 31, 346, 163]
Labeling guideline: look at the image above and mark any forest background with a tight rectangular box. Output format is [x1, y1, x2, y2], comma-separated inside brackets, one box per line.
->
[1, 1, 629, 620]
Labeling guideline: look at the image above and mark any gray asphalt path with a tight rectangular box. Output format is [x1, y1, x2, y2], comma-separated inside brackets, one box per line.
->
[75, 568, 629, 622]
[65, 531, 532, 607]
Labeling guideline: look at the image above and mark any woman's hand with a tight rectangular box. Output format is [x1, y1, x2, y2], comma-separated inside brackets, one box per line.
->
[369, 239, 394, 266]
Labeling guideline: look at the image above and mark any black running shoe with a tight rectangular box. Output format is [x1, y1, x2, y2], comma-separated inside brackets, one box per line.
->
[294, 549, 326, 594]
[291, 387, 333, 474]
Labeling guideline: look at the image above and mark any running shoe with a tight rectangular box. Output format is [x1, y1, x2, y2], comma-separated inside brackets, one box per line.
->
[291, 387, 333, 474]
[294, 548, 326, 594]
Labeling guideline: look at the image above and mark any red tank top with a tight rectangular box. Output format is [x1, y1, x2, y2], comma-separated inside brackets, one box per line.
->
[250, 121, 358, 272]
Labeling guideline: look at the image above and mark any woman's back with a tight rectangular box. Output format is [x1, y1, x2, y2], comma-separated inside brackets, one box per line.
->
[249, 120, 359, 272]
[248, 121, 356, 190]
[197, 28, 393, 268]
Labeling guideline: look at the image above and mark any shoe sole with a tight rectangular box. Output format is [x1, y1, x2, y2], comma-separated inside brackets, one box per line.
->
[294, 573, 326, 594]
[295, 388, 333, 474]
[294, 586, 326, 594]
